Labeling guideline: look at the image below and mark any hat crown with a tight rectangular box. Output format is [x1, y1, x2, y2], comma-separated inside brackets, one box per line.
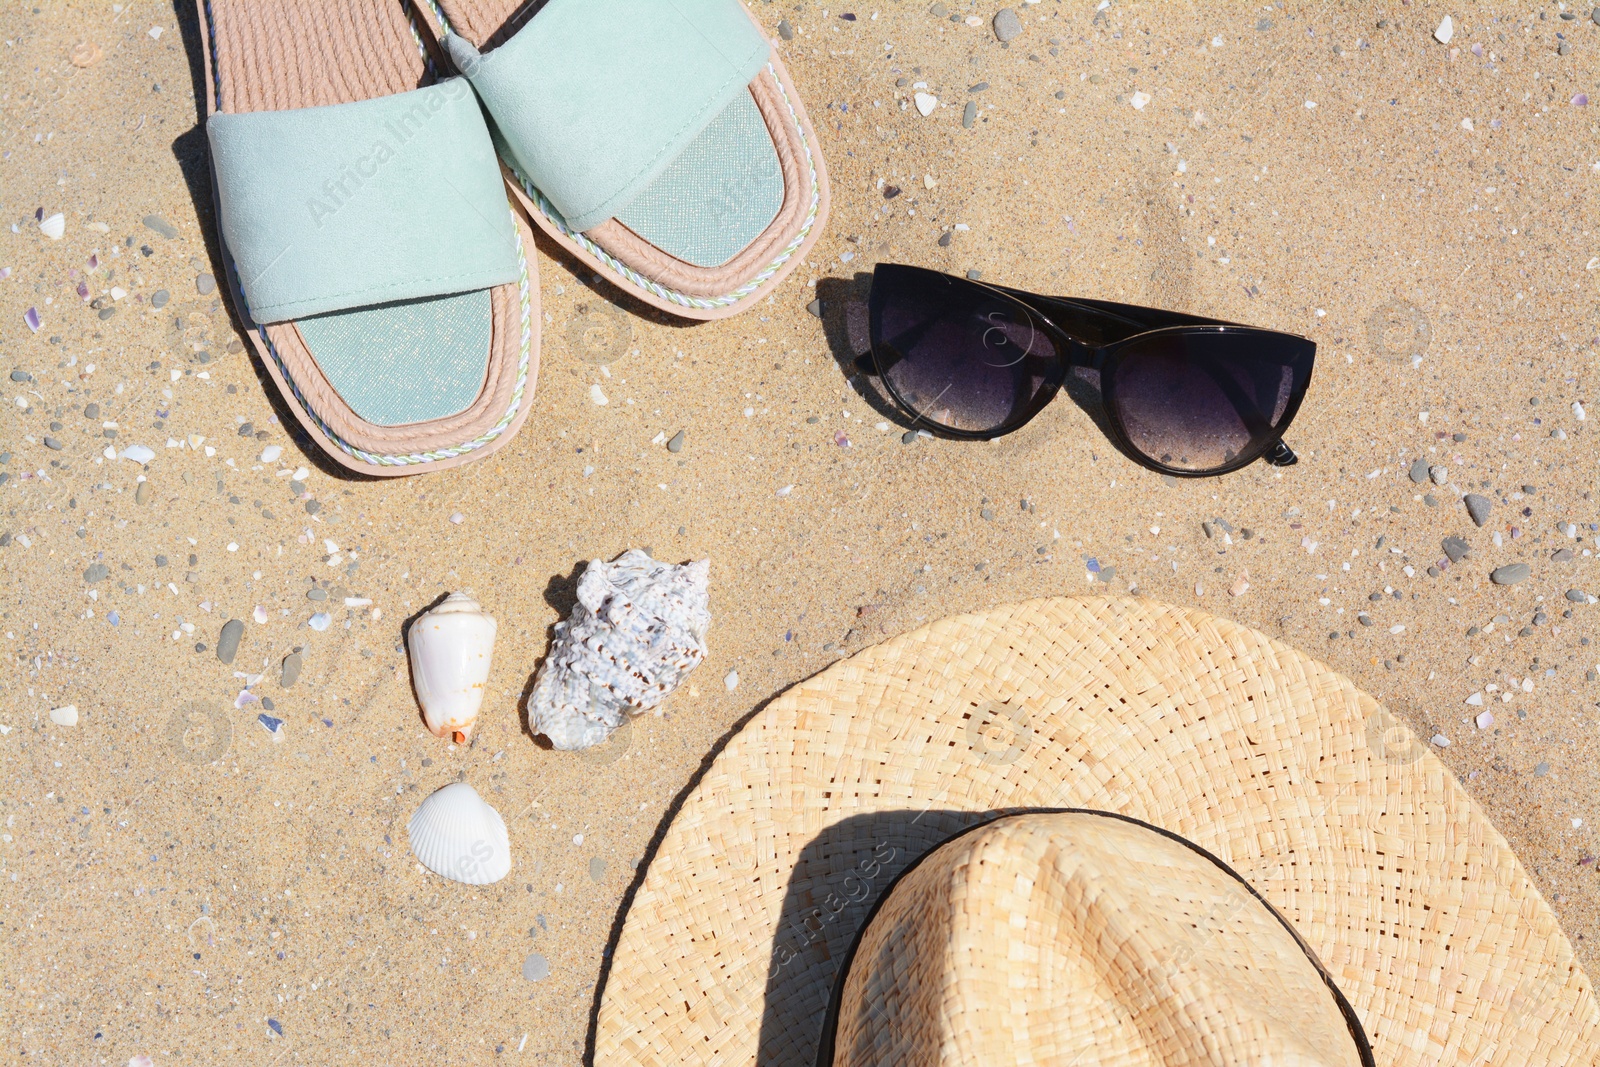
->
[829, 813, 1365, 1067]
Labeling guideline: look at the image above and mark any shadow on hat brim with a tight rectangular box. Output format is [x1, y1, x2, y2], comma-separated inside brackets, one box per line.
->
[592, 597, 1600, 1067]
[808, 809, 1375, 1067]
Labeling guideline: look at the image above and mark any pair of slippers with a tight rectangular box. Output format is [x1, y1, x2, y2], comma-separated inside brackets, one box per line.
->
[200, 0, 830, 475]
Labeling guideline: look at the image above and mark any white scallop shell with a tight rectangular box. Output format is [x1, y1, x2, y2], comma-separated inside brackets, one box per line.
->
[406, 782, 511, 885]
[529, 549, 710, 750]
[408, 592, 497, 742]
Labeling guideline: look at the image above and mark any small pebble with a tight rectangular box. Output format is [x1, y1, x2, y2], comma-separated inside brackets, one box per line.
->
[588, 857, 607, 882]
[49, 705, 79, 727]
[1428, 464, 1447, 485]
[962, 100, 977, 128]
[1475, 711, 1494, 730]
[260, 444, 282, 463]
[1567, 589, 1593, 603]
[1431, 734, 1451, 748]
[143, 214, 178, 239]
[150, 289, 170, 309]
[522, 953, 551, 982]
[83, 562, 110, 583]
[309, 612, 332, 631]
[216, 619, 244, 664]
[1441, 536, 1470, 563]
[308, 588, 327, 601]
[1534, 761, 1550, 777]
[724, 669, 739, 691]
[992, 7, 1022, 41]
[196, 273, 216, 295]
[1490, 563, 1531, 586]
[1407, 457, 1429, 484]
[667, 430, 685, 453]
[778, 19, 793, 40]
[1463, 493, 1492, 527]
[280, 651, 303, 688]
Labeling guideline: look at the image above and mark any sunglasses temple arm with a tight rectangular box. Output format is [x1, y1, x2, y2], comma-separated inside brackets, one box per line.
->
[1265, 440, 1299, 466]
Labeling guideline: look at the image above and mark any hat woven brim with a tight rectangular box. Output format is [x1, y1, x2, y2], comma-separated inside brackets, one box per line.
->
[596, 597, 1600, 1067]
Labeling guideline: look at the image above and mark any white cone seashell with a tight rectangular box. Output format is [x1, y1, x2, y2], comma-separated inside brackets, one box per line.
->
[408, 592, 497, 743]
[407, 782, 511, 885]
[529, 549, 710, 750]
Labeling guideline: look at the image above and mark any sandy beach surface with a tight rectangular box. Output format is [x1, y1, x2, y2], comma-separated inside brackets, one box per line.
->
[3, 1, 1598, 1063]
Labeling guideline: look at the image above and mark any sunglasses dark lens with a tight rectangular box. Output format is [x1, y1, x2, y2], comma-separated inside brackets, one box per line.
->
[1108, 331, 1312, 473]
[871, 270, 1059, 434]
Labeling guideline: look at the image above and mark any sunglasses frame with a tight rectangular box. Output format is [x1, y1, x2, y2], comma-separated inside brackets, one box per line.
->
[865, 264, 1316, 478]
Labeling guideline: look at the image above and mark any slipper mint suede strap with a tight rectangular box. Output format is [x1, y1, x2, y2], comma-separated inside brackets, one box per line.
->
[207, 78, 520, 324]
[447, 0, 770, 234]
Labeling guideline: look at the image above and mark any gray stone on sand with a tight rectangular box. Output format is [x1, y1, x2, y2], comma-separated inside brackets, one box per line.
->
[83, 562, 110, 583]
[962, 100, 977, 128]
[993, 8, 1021, 41]
[777, 19, 793, 40]
[216, 619, 244, 664]
[135, 481, 151, 505]
[1407, 457, 1429, 484]
[143, 214, 178, 239]
[280, 650, 303, 688]
[1440, 536, 1470, 563]
[589, 857, 607, 882]
[196, 273, 216, 295]
[667, 430, 685, 453]
[1567, 589, 1592, 603]
[151, 289, 170, 309]
[522, 952, 550, 982]
[1490, 563, 1531, 586]
[1463, 493, 1491, 527]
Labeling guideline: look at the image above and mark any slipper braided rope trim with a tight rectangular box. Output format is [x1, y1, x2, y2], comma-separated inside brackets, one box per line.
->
[422, 0, 819, 311]
[205, 1, 533, 469]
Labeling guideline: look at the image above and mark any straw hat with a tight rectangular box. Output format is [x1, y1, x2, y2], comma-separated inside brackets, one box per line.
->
[595, 597, 1600, 1066]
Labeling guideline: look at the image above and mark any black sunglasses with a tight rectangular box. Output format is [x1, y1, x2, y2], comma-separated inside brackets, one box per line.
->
[864, 264, 1316, 477]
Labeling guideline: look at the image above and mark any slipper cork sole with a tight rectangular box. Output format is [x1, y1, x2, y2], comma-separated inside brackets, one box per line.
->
[199, 0, 541, 475]
[414, 0, 830, 322]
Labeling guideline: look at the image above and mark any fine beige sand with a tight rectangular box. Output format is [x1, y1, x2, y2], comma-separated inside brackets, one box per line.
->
[2, 2, 1597, 1063]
